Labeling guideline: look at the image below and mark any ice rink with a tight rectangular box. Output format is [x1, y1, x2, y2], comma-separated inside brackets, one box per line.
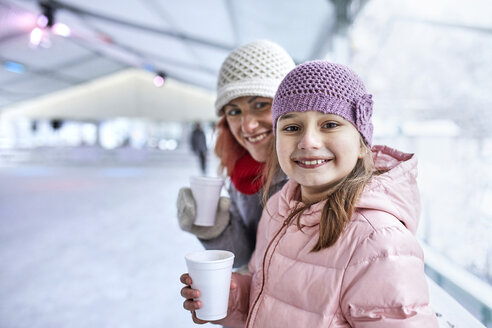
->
[0, 146, 490, 327]
[0, 147, 218, 327]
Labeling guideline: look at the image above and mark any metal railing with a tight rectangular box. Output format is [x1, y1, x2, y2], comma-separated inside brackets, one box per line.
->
[424, 243, 491, 327]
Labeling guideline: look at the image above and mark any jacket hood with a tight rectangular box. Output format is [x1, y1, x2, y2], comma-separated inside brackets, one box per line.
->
[275, 145, 420, 234]
[357, 145, 420, 234]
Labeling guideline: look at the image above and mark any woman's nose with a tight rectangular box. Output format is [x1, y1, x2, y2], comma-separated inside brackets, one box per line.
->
[298, 128, 322, 149]
[241, 113, 259, 133]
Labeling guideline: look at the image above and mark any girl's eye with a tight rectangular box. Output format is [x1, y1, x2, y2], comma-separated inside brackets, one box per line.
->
[283, 125, 300, 132]
[322, 122, 339, 129]
[225, 108, 241, 116]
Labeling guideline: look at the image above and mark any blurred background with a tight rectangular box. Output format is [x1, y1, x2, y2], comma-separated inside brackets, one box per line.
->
[0, 0, 491, 327]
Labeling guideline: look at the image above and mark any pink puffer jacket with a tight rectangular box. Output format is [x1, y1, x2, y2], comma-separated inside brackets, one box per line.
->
[218, 145, 438, 328]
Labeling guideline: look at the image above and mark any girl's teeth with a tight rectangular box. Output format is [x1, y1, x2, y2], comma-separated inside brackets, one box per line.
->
[300, 159, 326, 165]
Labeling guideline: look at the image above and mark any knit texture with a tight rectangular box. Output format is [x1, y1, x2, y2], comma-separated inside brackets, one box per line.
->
[215, 40, 295, 114]
[230, 152, 265, 195]
[272, 60, 374, 146]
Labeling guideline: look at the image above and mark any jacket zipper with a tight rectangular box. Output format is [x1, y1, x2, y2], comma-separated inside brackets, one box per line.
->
[245, 219, 290, 327]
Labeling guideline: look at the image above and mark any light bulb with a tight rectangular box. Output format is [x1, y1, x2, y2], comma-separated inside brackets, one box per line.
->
[153, 74, 165, 87]
[52, 23, 71, 37]
[30, 27, 43, 46]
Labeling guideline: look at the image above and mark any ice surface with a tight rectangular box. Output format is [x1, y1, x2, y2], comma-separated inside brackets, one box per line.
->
[0, 148, 218, 328]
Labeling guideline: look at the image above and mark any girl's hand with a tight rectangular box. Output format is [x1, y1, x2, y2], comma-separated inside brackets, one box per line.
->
[180, 273, 239, 324]
[180, 273, 209, 324]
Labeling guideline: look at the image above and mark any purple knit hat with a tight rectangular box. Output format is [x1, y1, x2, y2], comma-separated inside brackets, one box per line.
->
[272, 60, 374, 146]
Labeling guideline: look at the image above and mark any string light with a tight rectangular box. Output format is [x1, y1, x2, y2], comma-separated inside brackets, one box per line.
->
[30, 27, 44, 46]
[52, 23, 71, 37]
[37, 14, 49, 28]
[30, 2, 71, 47]
[153, 71, 166, 87]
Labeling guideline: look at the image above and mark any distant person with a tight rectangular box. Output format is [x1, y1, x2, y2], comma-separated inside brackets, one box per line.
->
[190, 122, 208, 175]
[176, 40, 295, 268]
[180, 61, 438, 326]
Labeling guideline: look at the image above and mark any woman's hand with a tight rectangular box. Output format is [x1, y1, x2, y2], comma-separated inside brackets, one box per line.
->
[180, 273, 239, 324]
[176, 188, 231, 240]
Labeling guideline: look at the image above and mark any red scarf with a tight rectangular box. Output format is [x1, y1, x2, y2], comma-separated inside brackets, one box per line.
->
[230, 153, 265, 195]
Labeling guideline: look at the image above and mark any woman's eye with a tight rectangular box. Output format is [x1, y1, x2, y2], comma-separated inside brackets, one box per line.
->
[254, 102, 271, 109]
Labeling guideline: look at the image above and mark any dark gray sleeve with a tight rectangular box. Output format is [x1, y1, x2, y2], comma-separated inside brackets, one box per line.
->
[198, 184, 258, 268]
[199, 173, 288, 268]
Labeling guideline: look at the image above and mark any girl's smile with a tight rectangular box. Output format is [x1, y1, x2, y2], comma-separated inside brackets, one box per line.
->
[292, 156, 334, 168]
[276, 111, 364, 202]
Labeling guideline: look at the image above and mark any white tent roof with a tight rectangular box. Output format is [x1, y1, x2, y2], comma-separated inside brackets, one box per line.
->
[0, 68, 216, 121]
[0, 0, 356, 110]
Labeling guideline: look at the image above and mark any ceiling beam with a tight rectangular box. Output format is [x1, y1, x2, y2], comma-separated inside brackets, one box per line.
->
[403, 16, 492, 35]
[224, 0, 240, 47]
[44, 0, 234, 51]
[138, 0, 216, 74]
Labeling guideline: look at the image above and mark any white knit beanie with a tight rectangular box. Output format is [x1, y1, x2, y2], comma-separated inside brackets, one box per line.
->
[215, 40, 295, 115]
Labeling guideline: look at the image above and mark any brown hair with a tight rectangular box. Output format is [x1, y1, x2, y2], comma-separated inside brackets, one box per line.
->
[262, 137, 375, 251]
[214, 116, 247, 176]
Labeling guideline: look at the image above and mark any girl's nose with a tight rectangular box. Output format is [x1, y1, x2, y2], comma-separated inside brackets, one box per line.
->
[298, 128, 322, 149]
[241, 113, 259, 133]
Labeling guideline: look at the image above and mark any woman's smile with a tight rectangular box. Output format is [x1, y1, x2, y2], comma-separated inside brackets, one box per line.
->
[245, 131, 272, 144]
[224, 96, 274, 162]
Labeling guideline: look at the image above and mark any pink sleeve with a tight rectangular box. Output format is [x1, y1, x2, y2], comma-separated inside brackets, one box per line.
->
[218, 198, 278, 327]
[340, 226, 439, 327]
[248, 206, 272, 274]
[214, 272, 251, 327]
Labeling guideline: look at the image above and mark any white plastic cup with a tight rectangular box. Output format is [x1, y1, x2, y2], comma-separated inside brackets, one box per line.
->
[190, 176, 224, 226]
[185, 250, 235, 321]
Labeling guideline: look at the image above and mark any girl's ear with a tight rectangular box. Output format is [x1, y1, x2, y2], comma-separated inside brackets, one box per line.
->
[357, 149, 365, 159]
[358, 137, 368, 159]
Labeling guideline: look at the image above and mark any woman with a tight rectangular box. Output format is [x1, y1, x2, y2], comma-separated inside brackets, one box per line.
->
[177, 40, 295, 268]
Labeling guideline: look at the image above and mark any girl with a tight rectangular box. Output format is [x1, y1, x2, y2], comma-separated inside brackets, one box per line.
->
[177, 40, 295, 268]
[181, 60, 438, 327]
